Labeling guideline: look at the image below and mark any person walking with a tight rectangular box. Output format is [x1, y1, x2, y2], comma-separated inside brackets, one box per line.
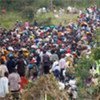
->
[59, 54, 66, 81]
[0, 59, 8, 77]
[42, 51, 51, 74]
[8, 68, 21, 100]
[0, 71, 9, 100]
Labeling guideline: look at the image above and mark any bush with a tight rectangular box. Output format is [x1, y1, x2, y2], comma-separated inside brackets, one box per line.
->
[92, 48, 100, 61]
[75, 57, 93, 81]
[22, 74, 69, 100]
[22, 6, 35, 20]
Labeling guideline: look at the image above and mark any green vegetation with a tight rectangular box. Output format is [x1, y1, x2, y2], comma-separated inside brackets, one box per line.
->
[0, 0, 100, 28]
[0, 12, 24, 28]
[35, 12, 78, 25]
[22, 74, 69, 100]
[0, 0, 100, 10]
[75, 49, 100, 99]
[0, 0, 100, 100]
[0, 11, 78, 28]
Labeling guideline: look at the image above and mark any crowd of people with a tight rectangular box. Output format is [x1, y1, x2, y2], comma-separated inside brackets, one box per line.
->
[0, 6, 99, 100]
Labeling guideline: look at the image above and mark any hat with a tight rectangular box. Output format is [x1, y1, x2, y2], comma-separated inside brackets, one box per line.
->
[66, 53, 71, 57]
[31, 45, 38, 49]
[8, 46, 14, 51]
[20, 48, 27, 51]
[86, 32, 91, 35]
[81, 21, 88, 26]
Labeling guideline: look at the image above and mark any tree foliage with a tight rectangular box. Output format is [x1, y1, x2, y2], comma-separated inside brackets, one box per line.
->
[22, 6, 35, 20]
[93, 48, 100, 61]
[0, 0, 100, 11]
[75, 57, 93, 80]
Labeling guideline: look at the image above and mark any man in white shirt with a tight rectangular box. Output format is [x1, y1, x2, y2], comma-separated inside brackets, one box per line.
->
[59, 55, 66, 69]
[50, 60, 60, 79]
[8, 68, 21, 100]
[9, 69, 21, 92]
[0, 70, 9, 99]
[50, 50, 59, 64]
[0, 59, 8, 77]
[59, 54, 66, 81]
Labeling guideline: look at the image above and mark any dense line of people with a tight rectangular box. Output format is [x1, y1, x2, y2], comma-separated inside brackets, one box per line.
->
[0, 6, 99, 99]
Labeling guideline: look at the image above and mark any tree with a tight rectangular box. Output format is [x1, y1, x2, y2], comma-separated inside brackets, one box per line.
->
[22, 6, 35, 20]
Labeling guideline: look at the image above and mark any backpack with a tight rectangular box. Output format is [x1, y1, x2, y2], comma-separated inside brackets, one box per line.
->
[28, 64, 33, 69]
[43, 54, 50, 63]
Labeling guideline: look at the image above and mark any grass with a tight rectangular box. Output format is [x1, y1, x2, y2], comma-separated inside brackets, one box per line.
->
[35, 12, 78, 25]
[94, 28, 100, 43]
[0, 11, 78, 29]
[0, 12, 27, 29]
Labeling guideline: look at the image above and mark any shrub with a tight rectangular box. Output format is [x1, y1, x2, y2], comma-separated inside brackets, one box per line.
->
[75, 57, 93, 81]
[22, 6, 35, 20]
[93, 48, 100, 61]
[22, 74, 69, 100]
